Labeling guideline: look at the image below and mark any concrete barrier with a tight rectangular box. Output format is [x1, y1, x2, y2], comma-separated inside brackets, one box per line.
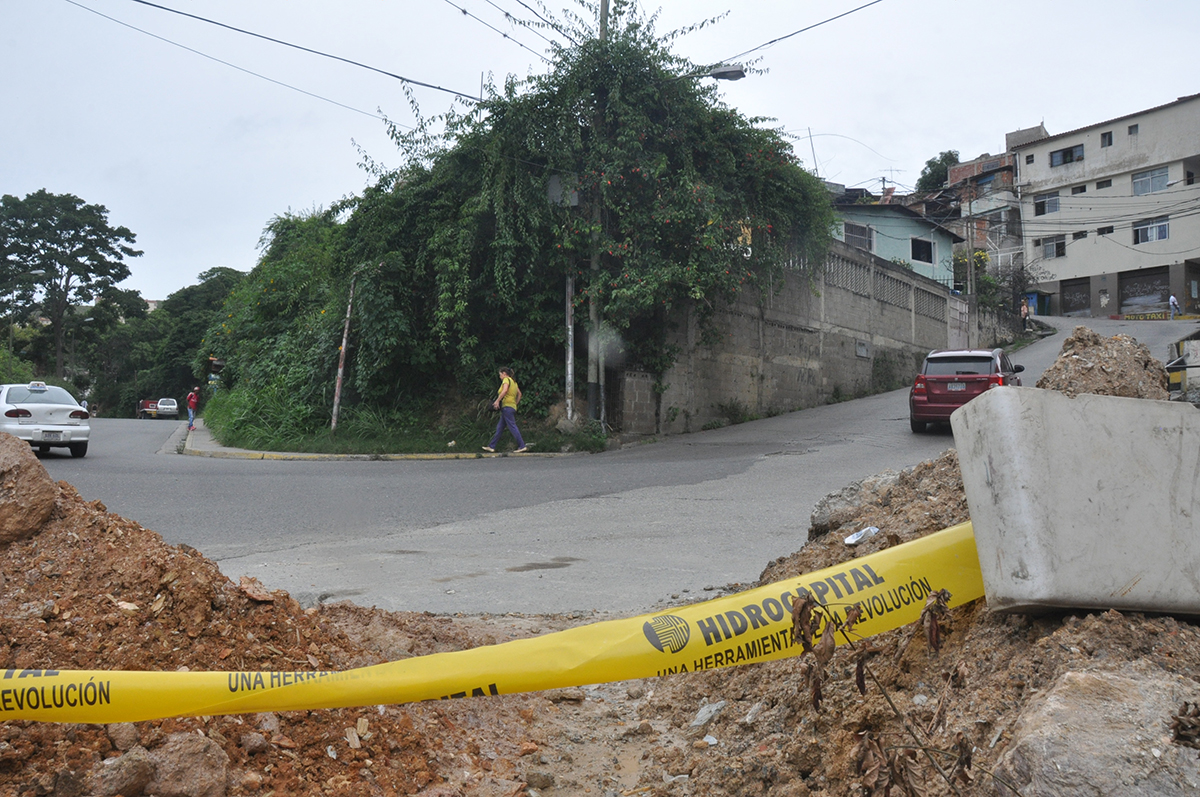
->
[952, 386, 1200, 614]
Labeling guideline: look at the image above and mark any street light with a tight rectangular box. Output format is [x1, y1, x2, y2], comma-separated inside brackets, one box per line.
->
[671, 64, 747, 82]
[706, 64, 746, 81]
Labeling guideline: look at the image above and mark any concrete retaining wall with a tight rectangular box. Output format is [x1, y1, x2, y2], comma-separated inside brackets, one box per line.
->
[618, 240, 958, 435]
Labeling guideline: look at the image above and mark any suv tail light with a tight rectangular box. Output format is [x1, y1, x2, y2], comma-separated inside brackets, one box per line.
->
[986, 374, 1004, 389]
[912, 374, 927, 395]
[5, 409, 31, 418]
[69, 410, 90, 420]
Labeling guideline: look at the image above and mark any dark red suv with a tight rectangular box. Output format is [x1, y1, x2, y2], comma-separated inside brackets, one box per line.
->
[909, 348, 1024, 432]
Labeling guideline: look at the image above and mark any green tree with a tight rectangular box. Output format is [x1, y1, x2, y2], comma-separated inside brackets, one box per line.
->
[0, 190, 141, 377]
[204, 1, 835, 443]
[915, 150, 960, 193]
[368, 0, 834, 403]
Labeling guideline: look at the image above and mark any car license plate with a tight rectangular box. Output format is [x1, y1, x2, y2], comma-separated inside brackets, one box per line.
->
[41, 431, 62, 441]
[947, 382, 966, 391]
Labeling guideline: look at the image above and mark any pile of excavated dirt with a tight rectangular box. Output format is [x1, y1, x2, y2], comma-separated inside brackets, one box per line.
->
[2, 329, 1198, 796]
[1035, 325, 1170, 399]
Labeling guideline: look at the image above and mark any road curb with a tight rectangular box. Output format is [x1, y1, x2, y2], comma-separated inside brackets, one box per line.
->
[181, 431, 554, 460]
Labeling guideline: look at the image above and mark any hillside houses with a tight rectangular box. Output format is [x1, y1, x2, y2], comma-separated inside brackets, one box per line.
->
[833, 93, 1200, 319]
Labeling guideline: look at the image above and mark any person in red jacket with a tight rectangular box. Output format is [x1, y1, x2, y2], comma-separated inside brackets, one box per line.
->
[186, 387, 199, 431]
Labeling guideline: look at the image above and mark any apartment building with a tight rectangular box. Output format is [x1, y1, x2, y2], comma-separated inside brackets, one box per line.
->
[1011, 94, 1200, 318]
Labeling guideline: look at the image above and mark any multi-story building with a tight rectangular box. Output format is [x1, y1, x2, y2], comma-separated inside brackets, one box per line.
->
[946, 153, 1025, 292]
[1010, 94, 1200, 317]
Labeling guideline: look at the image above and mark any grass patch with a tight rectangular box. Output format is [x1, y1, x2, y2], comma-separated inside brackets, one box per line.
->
[202, 388, 609, 455]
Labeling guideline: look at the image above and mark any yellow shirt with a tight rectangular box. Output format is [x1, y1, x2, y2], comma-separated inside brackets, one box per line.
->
[498, 376, 520, 410]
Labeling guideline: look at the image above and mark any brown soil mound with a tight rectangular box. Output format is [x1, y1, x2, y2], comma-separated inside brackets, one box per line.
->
[1035, 325, 1169, 399]
[2, 328, 1196, 796]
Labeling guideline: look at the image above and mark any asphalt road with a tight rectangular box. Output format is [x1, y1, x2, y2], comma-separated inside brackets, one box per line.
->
[39, 315, 1198, 617]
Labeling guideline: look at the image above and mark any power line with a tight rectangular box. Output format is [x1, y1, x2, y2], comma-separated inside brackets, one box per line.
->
[479, 0, 563, 49]
[720, 0, 887, 64]
[120, 0, 483, 101]
[441, 0, 551, 63]
[507, 0, 578, 46]
[63, 0, 398, 123]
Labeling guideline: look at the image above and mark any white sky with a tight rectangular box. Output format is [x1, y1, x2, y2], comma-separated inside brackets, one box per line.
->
[5, 0, 1198, 300]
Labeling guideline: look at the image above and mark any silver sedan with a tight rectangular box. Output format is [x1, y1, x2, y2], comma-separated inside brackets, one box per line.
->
[0, 381, 90, 457]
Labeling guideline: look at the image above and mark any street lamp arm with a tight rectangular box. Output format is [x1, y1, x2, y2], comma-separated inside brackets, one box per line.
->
[669, 63, 746, 82]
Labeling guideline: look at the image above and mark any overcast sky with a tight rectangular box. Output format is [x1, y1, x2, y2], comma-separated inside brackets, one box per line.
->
[6, 0, 1198, 300]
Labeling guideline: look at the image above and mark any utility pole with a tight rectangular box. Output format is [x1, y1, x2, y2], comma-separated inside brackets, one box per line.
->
[330, 273, 357, 433]
[586, 0, 609, 420]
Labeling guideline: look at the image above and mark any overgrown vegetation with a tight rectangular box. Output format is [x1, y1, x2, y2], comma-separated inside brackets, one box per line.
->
[193, 1, 833, 450]
[3, 4, 835, 451]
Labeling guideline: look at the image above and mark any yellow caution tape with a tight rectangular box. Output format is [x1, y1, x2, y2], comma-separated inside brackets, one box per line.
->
[2, 522, 983, 723]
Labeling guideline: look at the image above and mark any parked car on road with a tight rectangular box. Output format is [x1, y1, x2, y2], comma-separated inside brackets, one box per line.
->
[909, 348, 1024, 432]
[0, 381, 90, 457]
[154, 398, 178, 419]
[137, 398, 178, 419]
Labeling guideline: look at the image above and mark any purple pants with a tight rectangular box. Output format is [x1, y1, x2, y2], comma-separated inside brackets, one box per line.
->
[489, 407, 525, 449]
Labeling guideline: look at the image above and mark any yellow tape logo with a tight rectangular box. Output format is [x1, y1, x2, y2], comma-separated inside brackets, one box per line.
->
[643, 615, 690, 653]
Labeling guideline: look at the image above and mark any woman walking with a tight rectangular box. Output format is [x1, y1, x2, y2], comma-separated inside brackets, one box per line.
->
[483, 367, 527, 453]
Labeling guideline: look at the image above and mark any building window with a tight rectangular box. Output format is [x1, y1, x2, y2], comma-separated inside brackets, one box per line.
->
[1050, 144, 1084, 166]
[1071, 185, 1087, 195]
[1034, 192, 1060, 215]
[911, 238, 934, 264]
[1132, 167, 1169, 195]
[1096, 179, 1113, 189]
[1042, 235, 1066, 259]
[844, 222, 873, 252]
[1100, 131, 1113, 147]
[1128, 124, 1139, 135]
[1025, 154, 1035, 165]
[1097, 226, 1114, 235]
[1073, 231, 1088, 240]
[1133, 216, 1169, 244]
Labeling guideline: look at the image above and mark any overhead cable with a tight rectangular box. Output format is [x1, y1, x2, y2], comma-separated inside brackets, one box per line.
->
[63, 0, 396, 122]
[441, 0, 551, 63]
[720, 0, 887, 64]
[121, 0, 482, 101]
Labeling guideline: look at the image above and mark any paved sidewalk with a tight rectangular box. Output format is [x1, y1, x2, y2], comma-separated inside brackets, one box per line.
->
[182, 418, 540, 460]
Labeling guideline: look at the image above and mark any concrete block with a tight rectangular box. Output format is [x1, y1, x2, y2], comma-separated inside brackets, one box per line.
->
[951, 386, 1200, 614]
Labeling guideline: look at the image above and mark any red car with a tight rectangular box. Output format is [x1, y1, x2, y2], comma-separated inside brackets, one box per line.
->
[909, 348, 1024, 432]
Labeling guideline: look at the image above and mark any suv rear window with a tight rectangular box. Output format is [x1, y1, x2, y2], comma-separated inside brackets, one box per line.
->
[5, 386, 79, 405]
[924, 356, 995, 376]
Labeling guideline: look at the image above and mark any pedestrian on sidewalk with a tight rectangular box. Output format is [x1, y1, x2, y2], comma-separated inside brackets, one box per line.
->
[1020, 298, 1029, 330]
[186, 387, 199, 431]
[1170, 294, 1181, 320]
[483, 367, 526, 453]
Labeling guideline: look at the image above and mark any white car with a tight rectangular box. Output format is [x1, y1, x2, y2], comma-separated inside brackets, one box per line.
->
[0, 381, 90, 457]
[155, 397, 179, 418]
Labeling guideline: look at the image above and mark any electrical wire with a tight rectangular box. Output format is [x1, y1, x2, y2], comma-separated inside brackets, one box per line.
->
[63, 0, 398, 123]
[480, 0, 563, 49]
[508, 0, 578, 45]
[720, 0, 887, 64]
[440, 0, 551, 63]
[120, 0, 483, 101]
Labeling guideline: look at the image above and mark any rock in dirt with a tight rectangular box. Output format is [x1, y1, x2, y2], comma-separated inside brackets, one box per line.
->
[993, 667, 1200, 796]
[90, 746, 154, 797]
[808, 470, 900, 539]
[144, 733, 230, 797]
[1036, 325, 1170, 400]
[0, 432, 56, 545]
[106, 723, 140, 752]
[689, 700, 726, 729]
